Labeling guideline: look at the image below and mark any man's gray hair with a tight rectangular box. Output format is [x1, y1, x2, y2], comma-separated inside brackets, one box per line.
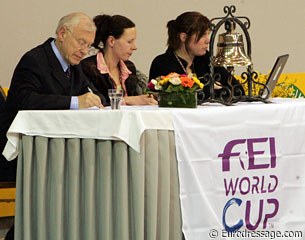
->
[56, 12, 96, 34]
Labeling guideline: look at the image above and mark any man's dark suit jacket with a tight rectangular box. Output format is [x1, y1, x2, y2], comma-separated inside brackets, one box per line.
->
[0, 38, 104, 181]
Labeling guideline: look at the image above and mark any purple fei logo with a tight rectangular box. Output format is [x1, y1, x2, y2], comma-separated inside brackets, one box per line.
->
[218, 137, 279, 232]
[218, 137, 276, 172]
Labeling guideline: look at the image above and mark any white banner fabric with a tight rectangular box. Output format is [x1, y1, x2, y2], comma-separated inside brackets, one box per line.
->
[173, 100, 305, 240]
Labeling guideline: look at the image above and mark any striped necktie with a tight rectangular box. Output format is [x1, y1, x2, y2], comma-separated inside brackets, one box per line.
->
[65, 66, 71, 80]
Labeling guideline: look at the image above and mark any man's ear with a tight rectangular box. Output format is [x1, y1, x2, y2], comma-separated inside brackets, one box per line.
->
[179, 32, 187, 43]
[57, 26, 67, 42]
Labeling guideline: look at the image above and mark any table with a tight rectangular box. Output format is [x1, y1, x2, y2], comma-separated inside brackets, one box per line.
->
[4, 106, 183, 240]
[4, 99, 305, 240]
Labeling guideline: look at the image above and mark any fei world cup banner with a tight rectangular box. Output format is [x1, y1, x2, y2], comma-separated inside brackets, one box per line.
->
[173, 100, 305, 240]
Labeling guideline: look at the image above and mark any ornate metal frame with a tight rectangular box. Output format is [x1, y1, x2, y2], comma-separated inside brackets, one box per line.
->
[204, 5, 269, 105]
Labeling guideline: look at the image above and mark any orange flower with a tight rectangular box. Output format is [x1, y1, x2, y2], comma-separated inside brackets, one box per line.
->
[180, 76, 194, 88]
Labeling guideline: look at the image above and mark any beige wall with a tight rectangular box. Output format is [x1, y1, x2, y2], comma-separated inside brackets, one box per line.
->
[1, 0, 304, 87]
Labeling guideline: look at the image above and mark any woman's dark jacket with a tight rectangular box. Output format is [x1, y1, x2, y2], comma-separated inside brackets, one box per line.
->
[81, 55, 145, 105]
[149, 48, 245, 100]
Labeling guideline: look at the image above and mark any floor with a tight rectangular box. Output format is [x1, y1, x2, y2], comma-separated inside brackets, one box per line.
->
[0, 217, 14, 239]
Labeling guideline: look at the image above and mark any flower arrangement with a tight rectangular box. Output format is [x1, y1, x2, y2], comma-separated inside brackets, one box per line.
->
[148, 73, 204, 108]
[235, 72, 296, 98]
[148, 72, 204, 93]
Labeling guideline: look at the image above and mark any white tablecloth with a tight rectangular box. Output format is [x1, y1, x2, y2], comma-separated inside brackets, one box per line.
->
[4, 98, 305, 161]
[3, 105, 175, 160]
[4, 98, 305, 240]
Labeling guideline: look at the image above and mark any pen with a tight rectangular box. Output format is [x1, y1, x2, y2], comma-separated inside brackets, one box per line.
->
[88, 87, 93, 93]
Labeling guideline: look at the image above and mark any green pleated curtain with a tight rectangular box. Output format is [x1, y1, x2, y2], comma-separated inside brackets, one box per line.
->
[14, 129, 183, 240]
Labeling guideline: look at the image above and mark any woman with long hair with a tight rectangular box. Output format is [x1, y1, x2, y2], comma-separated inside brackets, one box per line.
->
[82, 14, 157, 106]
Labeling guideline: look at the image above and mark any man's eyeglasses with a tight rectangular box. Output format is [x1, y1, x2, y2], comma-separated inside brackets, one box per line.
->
[65, 27, 91, 50]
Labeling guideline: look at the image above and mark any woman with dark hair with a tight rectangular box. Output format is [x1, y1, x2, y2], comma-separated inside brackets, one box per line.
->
[81, 14, 157, 106]
[149, 11, 244, 100]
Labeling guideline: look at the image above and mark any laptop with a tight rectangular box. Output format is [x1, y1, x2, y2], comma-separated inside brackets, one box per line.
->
[260, 54, 289, 98]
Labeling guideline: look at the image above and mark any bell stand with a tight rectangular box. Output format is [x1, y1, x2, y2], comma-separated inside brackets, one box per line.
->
[203, 5, 270, 105]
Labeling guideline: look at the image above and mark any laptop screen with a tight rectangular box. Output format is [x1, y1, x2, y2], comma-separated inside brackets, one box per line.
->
[260, 54, 289, 98]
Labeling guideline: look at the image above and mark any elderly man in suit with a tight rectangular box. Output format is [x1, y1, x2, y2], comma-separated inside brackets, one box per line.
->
[0, 12, 105, 182]
[2, 11, 106, 240]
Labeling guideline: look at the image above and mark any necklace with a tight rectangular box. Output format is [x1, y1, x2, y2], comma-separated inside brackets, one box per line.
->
[173, 52, 193, 74]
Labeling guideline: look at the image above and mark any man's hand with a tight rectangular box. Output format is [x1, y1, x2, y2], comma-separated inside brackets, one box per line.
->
[78, 92, 104, 109]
